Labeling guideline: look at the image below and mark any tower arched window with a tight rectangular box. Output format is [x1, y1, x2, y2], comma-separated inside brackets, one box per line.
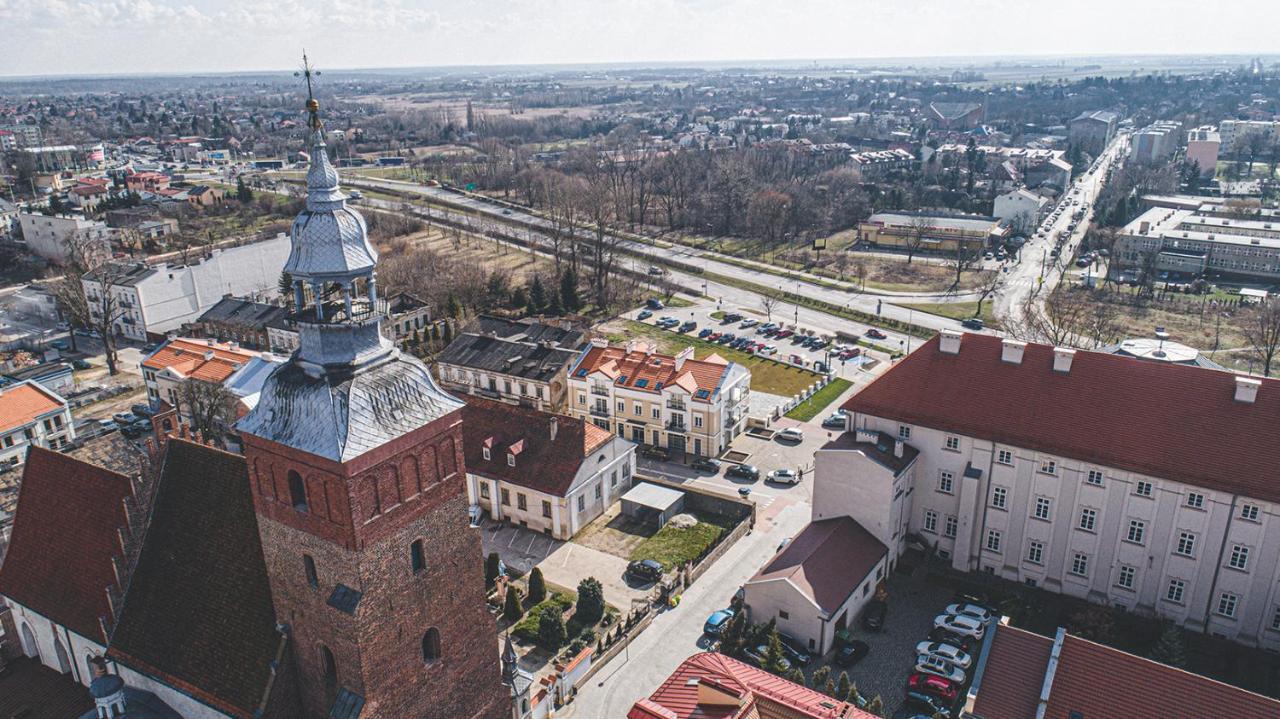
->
[304, 554, 318, 588]
[410, 539, 426, 574]
[422, 627, 441, 664]
[288, 470, 308, 513]
[320, 644, 337, 687]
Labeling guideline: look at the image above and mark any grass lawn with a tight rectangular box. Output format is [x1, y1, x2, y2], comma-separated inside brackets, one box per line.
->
[664, 295, 696, 308]
[611, 320, 822, 396]
[784, 378, 853, 421]
[512, 591, 575, 643]
[629, 513, 734, 571]
[898, 300, 999, 327]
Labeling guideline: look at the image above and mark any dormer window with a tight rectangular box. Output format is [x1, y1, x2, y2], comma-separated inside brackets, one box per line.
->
[482, 447, 491, 461]
[507, 453, 515, 467]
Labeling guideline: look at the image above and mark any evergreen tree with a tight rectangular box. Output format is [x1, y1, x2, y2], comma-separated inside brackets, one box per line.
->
[811, 666, 831, 691]
[538, 607, 567, 650]
[503, 586, 523, 623]
[528, 276, 548, 314]
[866, 695, 884, 717]
[236, 176, 253, 203]
[1148, 621, 1188, 668]
[47, 194, 65, 215]
[559, 267, 582, 312]
[510, 286, 528, 310]
[440, 321, 453, 343]
[717, 612, 748, 658]
[484, 551, 502, 589]
[836, 672, 852, 702]
[823, 677, 836, 697]
[576, 577, 605, 625]
[445, 294, 464, 319]
[786, 668, 807, 686]
[546, 286, 564, 316]
[527, 567, 547, 606]
[763, 629, 786, 675]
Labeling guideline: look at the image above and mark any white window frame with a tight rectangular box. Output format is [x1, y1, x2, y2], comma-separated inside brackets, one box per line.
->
[938, 470, 954, 494]
[1026, 540, 1044, 565]
[898, 425, 911, 440]
[1070, 552, 1089, 577]
[1240, 504, 1260, 522]
[1216, 592, 1239, 618]
[923, 510, 938, 533]
[1116, 565, 1135, 590]
[1228, 544, 1249, 571]
[1186, 492, 1205, 509]
[1175, 531, 1196, 558]
[1135, 481, 1153, 497]
[985, 529, 1002, 553]
[1166, 578, 1185, 604]
[1033, 497, 1052, 521]
[1126, 519, 1145, 545]
[1086, 469, 1104, 486]
[944, 435, 960, 451]
[991, 486, 1007, 509]
[1039, 458, 1057, 475]
[1077, 507, 1097, 532]
[997, 449, 1013, 465]
[944, 515, 957, 538]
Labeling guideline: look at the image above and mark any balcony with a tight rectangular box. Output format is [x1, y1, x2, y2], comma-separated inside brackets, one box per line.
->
[591, 385, 610, 397]
[666, 399, 686, 411]
[590, 405, 611, 418]
[665, 420, 688, 434]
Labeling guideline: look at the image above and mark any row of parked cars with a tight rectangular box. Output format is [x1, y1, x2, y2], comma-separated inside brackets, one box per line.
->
[902, 598, 993, 718]
[106, 403, 158, 439]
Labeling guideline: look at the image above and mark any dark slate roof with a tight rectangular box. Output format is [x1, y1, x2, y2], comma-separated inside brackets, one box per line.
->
[0, 447, 131, 642]
[0, 657, 92, 719]
[83, 261, 156, 286]
[820, 429, 918, 477]
[197, 296, 288, 329]
[440, 318, 584, 384]
[107, 440, 281, 718]
[3, 360, 72, 384]
[460, 396, 619, 497]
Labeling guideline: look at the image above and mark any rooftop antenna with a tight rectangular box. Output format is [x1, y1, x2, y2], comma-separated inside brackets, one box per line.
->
[1153, 326, 1169, 358]
[294, 51, 322, 130]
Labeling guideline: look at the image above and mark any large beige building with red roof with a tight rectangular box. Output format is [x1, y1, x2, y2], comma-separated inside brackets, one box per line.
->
[565, 338, 751, 458]
[0, 380, 74, 468]
[824, 329, 1280, 649]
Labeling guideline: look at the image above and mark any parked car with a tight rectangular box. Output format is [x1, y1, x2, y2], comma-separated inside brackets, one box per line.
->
[916, 641, 973, 669]
[641, 446, 670, 461]
[51, 340, 70, 351]
[774, 329, 794, 339]
[908, 672, 959, 703]
[928, 627, 975, 651]
[96, 418, 116, 430]
[759, 345, 777, 356]
[915, 654, 965, 685]
[861, 599, 887, 631]
[646, 299, 665, 310]
[944, 603, 993, 624]
[637, 310, 653, 320]
[776, 427, 804, 443]
[749, 645, 791, 672]
[865, 328, 887, 340]
[71, 359, 92, 370]
[691, 457, 721, 473]
[838, 348, 861, 361]
[723, 313, 743, 323]
[739, 319, 758, 329]
[679, 321, 697, 333]
[767, 468, 799, 485]
[725, 464, 760, 481]
[698, 328, 713, 339]
[703, 609, 735, 636]
[961, 318, 984, 331]
[708, 332, 722, 341]
[933, 613, 985, 639]
[131, 404, 156, 418]
[647, 265, 664, 275]
[131, 418, 153, 433]
[835, 639, 870, 667]
[113, 412, 137, 425]
[777, 634, 812, 666]
[625, 559, 664, 584]
[821, 412, 847, 429]
[903, 690, 954, 718]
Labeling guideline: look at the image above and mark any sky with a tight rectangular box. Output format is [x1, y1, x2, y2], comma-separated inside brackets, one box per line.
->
[1, 0, 1277, 78]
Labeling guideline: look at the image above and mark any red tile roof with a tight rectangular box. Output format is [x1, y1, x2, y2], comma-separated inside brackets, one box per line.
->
[574, 344, 734, 400]
[748, 517, 886, 614]
[461, 397, 623, 497]
[0, 447, 131, 642]
[630, 652, 875, 719]
[143, 337, 260, 384]
[843, 333, 1280, 502]
[973, 624, 1280, 718]
[0, 381, 65, 434]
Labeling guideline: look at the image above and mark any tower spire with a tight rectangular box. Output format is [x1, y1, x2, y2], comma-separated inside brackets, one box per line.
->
[298, 51, 322, 131]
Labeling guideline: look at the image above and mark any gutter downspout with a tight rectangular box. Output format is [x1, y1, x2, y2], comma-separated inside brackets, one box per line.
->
[1201, 494, 1239, 633]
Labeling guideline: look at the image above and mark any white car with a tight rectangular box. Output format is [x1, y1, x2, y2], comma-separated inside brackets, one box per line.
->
[945, 603, 993, 624]
[768, 469, 799, 485]
[916, 641, 973, 669]
[915, 654, 966, 684]
[777, 427, 804, 443]
[934, 613, 986, 639]
[759, 345, 777, 356]
[739, 319, 758, 329]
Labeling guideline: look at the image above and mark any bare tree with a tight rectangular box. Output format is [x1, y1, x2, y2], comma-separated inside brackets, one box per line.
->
[947, 245, 981, 295]
[176, 377, 239, 444]
[904, 216, 931, 265]
[53, 231, 126, 374]
[972, 270, 1004, 319]
[851, 258, 868, 292]
[760, 294, 780, 323]
[1236, 298, 1280, 377]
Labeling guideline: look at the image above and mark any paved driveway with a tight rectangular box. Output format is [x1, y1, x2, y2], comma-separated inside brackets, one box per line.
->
[539, 541, 650, 610]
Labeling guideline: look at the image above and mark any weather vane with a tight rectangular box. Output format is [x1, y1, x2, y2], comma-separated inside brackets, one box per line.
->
[295, 51, 322, 130]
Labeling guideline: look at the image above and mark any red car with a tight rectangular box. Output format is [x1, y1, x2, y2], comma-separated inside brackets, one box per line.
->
[865, 328, 888, 340]
[838, 348, 861, 360]
[908, 672, 958, 702]
[775, 329, 794, 339]
[708, 332, 722, 341]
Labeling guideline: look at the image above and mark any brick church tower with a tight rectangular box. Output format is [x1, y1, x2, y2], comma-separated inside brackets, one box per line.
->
[237, 64, 509, 719]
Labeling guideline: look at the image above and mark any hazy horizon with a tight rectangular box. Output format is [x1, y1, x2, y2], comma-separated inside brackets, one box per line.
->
[2, 0, 1278, 79]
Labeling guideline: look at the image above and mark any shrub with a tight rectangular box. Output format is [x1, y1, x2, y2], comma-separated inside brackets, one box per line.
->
[512, 592, 575, 643]
[485, 552, 502, 589]
[576, 577, 605, 626]
[527, 567, 547, 605]
[538, 607, 568, 651]
[503, 587, 523, 623]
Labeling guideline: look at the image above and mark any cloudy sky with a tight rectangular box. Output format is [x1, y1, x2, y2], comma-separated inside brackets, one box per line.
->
[1, 0, 1276, 77]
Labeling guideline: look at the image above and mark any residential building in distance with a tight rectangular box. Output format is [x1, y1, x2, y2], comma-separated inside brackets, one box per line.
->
[834, 331, 1280, 650]
[17, 212, 113, 264]
[0, 380, 75, 466]
[1068, 110, 1120, 155]
[461, 397, 635, 539]
[566, 339, 751, 458]
[928, 101, 984, 130]
[629, 651, 875, 719]
[933, 143, 1073, 191]
[124, 171, 170, 194]
[1218, 119, 1280, 152]
[858, 211, 1010, 255]
[1115, 204, 1280, 282]
[140, 337, 279, 423]
[191, 295, 289, 350]
[0, 123, 42, 148]
[1186, 125, 1222, 176]
[81, 233, 291, 342]
[384, 291, 433, 343]
[437, 315, 586, 412]
[992, 187, 1050, 234]
[848, 148, 914, 179]
[1130, 120, 1183, 164]
[968, 622, 1280, 718]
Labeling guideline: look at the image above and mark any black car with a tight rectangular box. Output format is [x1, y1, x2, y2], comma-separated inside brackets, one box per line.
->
[641, 446, 670, 461]
[835, 639, 869, 667]
[679, 321, 697, 333]
[904, 690, 953, 718]
[927, 627, 975, 651]
[961, 318, 984, 331]
[861, 599, 887, 631]
[645, 298, 665, 310]
[777, 633, 812, 666]
[625, 559, 664, 584]
[691, 457, 721, 473]
[131, 403, 156, 418]
[725, 464, 760, 481]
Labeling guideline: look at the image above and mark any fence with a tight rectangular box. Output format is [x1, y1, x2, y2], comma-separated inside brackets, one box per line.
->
[773, 373, 834, 419]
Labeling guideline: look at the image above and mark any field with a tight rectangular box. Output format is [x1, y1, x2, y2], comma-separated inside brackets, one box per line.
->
[898, 300, 999, 327]
[402, 226, 554, 284]
[605, 320, 823, 396]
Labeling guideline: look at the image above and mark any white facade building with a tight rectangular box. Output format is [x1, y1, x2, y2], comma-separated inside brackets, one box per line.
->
[0, 380, 75, 466]
[17, 212, 113, 264]
[993, 188, 1050, 234]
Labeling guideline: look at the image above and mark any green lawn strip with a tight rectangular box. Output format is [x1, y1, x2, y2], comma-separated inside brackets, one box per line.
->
[618, 320, 820, 396]
[784, 378, 853, 422]
[512, 591, 576, 642]
[896, 300, 999, 328]
[664, 295, 695, 308]
[629, 513, 734, 571]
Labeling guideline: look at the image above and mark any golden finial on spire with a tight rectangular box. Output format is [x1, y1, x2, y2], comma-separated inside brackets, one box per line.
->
[295, 51, 322, 130]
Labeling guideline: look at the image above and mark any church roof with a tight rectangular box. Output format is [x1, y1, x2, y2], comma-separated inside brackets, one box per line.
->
[107, 440, 281, 718]
[283, 127, 376, 280]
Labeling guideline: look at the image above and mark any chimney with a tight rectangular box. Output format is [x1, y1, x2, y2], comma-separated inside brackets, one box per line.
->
[1139, 220, 1150, 234]
[1234, 376, 1261, 404]
[549, 417, 558, 442]
[674, 346, 694, 371]
[1001, 339, 1026, 364]
[894, 440, 905, 458]
[1052, 347, 1076, 373]
[939, 329, 962, 355]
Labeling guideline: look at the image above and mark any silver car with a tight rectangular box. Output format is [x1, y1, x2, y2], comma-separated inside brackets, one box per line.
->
[916, 641, 973, 669]
[945, 603, 993, 624]
[915, 653, 965, 684]
[934, 612, 986, 639]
